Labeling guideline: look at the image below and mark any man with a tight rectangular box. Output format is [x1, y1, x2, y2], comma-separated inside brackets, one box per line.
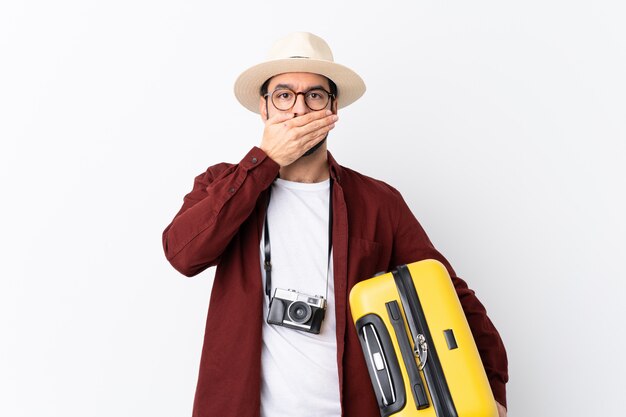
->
[162, 32, 508, 417]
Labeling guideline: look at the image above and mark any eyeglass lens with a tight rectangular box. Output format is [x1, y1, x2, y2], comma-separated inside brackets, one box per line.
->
[271, 88, 331, 111]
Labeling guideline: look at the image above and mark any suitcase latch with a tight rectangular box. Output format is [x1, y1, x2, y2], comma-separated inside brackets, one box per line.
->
[414, 334, 428, 370]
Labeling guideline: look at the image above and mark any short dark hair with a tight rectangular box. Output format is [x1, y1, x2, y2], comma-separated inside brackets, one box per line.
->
[260, 76, 338, 97]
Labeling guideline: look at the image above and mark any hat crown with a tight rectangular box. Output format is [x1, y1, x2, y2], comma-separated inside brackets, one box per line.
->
[268, 32, 334, 62]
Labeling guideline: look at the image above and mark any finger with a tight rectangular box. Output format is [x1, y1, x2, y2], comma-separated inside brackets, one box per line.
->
[266, 111, 294, 126]
[294, 113, 338, 137]
[495, 402, 507, 417]
[299, 130, 332, 156]
[299, 121, 336, 147]
[288, 109, 333, 128]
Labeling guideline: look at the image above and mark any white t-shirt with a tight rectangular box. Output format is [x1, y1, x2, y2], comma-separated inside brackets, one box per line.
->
[259, 178, 341, 417]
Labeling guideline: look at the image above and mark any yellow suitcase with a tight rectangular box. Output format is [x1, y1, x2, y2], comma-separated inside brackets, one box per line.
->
[349, 259, 498, 417]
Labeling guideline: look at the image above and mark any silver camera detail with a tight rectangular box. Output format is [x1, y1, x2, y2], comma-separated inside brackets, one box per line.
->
[267, 288, 327, 334]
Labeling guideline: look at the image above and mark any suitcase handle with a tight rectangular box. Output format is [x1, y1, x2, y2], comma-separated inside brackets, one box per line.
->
[386, 301, 430, 410]
[362, 323, 396, 406]
[355, 314, 406, 417]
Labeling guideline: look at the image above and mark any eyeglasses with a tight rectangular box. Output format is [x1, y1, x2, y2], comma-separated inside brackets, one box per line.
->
[264, 88, 334, 111]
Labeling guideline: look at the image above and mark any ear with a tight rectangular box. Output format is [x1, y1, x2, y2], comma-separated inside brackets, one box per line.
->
[259, 96, 268, 120]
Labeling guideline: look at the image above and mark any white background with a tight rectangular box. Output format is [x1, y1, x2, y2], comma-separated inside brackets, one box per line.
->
[2, 1, 624, 416]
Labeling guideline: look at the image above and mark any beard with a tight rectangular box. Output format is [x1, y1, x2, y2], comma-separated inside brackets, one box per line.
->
[302, 135, 327, 157]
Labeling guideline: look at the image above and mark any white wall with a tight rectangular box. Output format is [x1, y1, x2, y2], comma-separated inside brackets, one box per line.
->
[2, 1, 624, 416]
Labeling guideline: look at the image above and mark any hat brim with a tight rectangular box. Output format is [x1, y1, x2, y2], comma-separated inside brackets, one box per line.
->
[234, 58, 366, 114]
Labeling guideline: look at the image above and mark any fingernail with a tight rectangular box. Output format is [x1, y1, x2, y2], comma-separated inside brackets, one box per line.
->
[325, 110, 332, 116]
[332, 115, 339, 121]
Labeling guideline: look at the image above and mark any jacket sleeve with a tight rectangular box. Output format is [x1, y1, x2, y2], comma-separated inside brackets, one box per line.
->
[162, 147, 279, 277]
[389, 190, 509, 409]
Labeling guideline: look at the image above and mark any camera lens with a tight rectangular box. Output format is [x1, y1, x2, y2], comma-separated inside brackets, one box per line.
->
[288, 301, 312, 324]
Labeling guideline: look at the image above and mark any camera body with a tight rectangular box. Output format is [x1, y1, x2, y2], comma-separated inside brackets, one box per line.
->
[267, 288, 327, 334]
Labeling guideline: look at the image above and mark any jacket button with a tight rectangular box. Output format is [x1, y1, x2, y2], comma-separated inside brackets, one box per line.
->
[228, 187, 235, 194]
[251, 157, 258, 164]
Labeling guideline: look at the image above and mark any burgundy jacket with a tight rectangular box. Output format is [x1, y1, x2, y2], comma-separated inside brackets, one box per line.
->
[162, 147, 508, 416]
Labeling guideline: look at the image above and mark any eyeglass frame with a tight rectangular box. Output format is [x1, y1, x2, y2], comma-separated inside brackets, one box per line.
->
[263, 87, 335, 112]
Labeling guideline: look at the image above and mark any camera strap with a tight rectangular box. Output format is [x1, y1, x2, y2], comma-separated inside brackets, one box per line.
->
[263, 178, 333, 303]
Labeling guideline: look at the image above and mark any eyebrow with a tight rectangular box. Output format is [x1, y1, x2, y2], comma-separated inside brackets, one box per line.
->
[273, 83, 327, 91]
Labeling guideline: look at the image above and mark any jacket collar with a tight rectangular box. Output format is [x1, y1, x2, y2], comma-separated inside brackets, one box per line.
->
[327, 151, 343, 185]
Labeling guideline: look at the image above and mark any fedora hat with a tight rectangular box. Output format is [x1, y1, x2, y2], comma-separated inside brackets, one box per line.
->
[234, 32, 366, 114]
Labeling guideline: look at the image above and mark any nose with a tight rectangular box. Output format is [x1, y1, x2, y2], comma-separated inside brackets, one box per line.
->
[292, 93, 309, 116]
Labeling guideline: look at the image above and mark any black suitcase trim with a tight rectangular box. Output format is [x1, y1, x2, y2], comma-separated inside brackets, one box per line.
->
[393, 264, 458, 417]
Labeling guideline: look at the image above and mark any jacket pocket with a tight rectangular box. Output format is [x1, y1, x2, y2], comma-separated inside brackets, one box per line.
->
[348, 237, 386, 281]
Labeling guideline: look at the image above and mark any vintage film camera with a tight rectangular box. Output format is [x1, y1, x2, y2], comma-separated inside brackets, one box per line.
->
[267, 288, 327, 334]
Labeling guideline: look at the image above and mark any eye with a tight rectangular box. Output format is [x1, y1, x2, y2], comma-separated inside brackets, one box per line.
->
[273, 89, 295, 102]
[306, 90, 328, 101]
